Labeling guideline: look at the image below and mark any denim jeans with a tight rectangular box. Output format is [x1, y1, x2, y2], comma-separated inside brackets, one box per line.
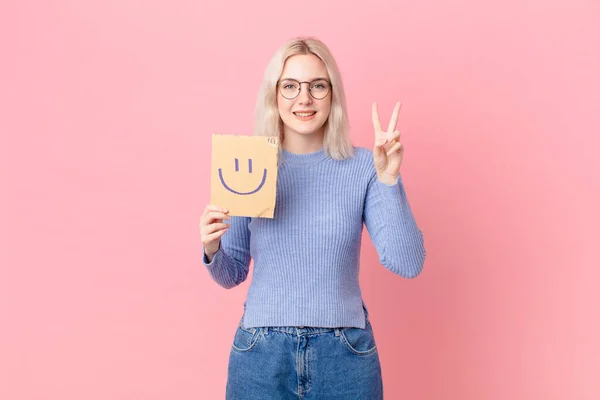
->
[225, 304, 384, 399]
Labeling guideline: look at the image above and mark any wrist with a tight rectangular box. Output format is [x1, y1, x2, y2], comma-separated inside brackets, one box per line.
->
[203, 242, 221, 262]
[204, 249, 216, 264]
[377, 173, 399, 186]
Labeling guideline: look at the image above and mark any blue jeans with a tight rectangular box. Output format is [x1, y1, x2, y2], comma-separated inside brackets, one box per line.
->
[225, 304, 384, 399]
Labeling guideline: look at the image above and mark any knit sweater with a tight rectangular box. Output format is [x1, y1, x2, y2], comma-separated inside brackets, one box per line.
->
[202, 146, 426, 329]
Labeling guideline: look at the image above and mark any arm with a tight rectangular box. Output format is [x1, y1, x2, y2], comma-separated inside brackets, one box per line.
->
[363, 172, 426, 278]
[202, 216, 252, 289]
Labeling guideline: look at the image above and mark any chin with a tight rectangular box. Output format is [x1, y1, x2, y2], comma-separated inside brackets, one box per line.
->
[296, 128, 324, 136]
[293, 122, 327, 136]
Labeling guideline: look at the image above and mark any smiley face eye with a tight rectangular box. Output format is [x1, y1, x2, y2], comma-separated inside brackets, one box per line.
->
[234, 158, 253, 173]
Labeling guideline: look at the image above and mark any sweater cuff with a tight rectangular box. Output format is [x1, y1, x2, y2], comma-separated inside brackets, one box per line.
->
[376, 175, 402, 198]
[202, 244, 222, 267]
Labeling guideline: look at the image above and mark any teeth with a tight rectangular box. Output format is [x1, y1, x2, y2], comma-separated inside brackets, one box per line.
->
[295, 112, 316, 117]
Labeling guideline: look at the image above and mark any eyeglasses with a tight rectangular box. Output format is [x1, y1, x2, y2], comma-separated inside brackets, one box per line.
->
[277, 78, 332, 100]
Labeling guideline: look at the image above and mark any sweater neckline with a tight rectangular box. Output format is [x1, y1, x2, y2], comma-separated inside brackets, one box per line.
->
[281, 147, 328, 165]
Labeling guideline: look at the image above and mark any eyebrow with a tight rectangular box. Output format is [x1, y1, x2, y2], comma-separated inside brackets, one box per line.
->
[280, 76, 329, 81]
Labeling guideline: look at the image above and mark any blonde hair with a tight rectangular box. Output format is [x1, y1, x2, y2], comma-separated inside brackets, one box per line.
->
[253, 36, 354, 160]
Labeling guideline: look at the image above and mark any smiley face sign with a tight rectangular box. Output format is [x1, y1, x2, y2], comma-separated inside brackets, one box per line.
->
[210, 134, 279, 218]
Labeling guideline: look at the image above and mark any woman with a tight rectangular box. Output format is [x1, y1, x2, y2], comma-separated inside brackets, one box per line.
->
[200, 36, 426, 399]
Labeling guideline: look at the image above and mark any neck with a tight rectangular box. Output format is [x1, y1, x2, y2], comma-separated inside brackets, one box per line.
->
[282, 129, 324, 154]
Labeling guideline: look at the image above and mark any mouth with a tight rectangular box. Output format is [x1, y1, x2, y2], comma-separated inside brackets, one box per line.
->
[293, 111, 317, 120]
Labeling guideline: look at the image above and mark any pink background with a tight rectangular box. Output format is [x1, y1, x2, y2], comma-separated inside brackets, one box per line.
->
[2, 0, 599, 399]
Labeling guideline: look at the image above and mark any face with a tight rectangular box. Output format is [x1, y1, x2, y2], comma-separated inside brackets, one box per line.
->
[277, 54, 332, 140]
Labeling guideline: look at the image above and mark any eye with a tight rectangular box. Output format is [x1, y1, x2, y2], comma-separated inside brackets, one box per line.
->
[311, 80, 330, 90]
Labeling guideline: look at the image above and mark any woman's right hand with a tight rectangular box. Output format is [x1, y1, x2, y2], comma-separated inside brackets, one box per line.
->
[200, 204, 231, 261]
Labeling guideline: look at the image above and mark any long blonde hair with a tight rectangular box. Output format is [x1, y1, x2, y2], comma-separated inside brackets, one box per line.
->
[253, 37, 354, 160]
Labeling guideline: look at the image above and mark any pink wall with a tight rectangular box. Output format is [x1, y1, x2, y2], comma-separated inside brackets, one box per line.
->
[2, 1, 599, 399]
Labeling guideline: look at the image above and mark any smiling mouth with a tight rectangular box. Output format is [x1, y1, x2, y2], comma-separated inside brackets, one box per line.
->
[293, 111, 316, 117]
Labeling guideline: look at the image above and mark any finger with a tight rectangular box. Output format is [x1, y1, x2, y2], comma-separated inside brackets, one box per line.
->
[202, 227, 229, 242]
[387, 101, 402, 134]
[203, 222, 230, 235]
[202, 211, 231, 226]
[386, 142, 403, 156]
[372, 102, 382, 132]
[202, 205, 226, 222]
[201, 222, 229, 238]
[203, 229, 228, 243]
[373, 137, 388, 158]
[204, 204, 228, 215]
[379, 129, 401, 145]
[374, 133, 389, 149]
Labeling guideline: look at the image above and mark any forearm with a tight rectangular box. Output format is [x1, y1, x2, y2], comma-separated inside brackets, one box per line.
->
[366, 176, 426, 278]
[203, 247, 249, 289]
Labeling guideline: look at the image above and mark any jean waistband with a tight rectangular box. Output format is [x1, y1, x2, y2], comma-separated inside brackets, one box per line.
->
[265, 326, 341, 335]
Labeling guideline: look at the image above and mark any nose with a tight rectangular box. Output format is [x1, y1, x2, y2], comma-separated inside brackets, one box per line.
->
[296, 83, 313, 105]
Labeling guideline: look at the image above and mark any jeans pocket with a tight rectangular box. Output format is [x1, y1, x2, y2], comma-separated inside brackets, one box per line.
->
[339, 319, 378, 356]
[231, 323, 263, 353]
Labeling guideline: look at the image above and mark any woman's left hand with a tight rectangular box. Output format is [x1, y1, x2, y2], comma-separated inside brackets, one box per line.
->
[372, 101, 404, 185]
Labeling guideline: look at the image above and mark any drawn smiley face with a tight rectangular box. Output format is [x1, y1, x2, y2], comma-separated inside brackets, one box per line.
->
[218, 158, 267, 195]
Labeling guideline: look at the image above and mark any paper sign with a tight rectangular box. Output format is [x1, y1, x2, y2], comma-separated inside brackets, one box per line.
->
[210, 134, 279, 218]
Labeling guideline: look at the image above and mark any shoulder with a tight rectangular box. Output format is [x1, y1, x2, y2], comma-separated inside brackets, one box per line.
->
[337, 146, 373, 164]
[329, 146, 377, 184]
[345, 146, 376, 173]
[351, 146, 373, 158]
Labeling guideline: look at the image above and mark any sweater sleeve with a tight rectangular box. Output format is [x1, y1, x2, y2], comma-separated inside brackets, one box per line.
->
[202, 216, 252, 289]
[363, 171, 426, 278]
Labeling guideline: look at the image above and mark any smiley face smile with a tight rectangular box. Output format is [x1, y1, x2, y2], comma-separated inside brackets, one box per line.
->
[218, 158, 268, 195]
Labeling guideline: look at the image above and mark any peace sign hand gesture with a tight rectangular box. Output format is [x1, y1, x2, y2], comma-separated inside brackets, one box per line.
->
[372, 101, 404, 185]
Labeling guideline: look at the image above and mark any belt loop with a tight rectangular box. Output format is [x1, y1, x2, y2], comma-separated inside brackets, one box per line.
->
[334, 328, 341, 337]
[263, 327, 269, 335]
